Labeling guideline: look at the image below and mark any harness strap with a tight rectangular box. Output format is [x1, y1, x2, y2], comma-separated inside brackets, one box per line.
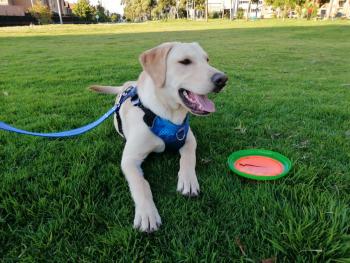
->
[115, 87, 158, 138]
[139, 104, 157, 128]
[115, 109, 124, 136]
[115, 87, 144, 137]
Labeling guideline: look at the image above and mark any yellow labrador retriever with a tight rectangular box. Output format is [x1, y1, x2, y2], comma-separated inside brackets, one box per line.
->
[91, 42, 228, 232]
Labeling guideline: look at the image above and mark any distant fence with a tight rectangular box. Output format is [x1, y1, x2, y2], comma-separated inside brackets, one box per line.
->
[0, 14, 94, 26]
[51, 14, 93, 24]
[0, 14, 37, 26]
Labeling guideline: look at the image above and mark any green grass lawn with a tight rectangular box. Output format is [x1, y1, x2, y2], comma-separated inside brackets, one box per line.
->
[0, 20, 349, 262]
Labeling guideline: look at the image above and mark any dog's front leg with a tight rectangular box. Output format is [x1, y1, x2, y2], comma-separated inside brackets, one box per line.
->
[177, 128, 200, 196]
[121, 140, 161, 232]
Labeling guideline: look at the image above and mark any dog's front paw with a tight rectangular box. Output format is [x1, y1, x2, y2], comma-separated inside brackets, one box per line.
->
[177, 172, 200, 196]
[133, 202, 162, 233]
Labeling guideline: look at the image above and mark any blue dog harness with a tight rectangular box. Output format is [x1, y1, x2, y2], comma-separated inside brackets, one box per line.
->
[116, 86, 190, 151]
[0, 86, 189, 151]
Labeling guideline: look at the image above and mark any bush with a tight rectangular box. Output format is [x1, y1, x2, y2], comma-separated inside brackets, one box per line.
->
[210, 11, 220, 19]
[223, 9, 230, 19]
[311, 6, 318, 18]
[237, 7, 244, 19]
[110, 13, 121, 22]
[177, 8, 187, 18]
[28, 2, 52, 24]
[151, 6, 162, 20]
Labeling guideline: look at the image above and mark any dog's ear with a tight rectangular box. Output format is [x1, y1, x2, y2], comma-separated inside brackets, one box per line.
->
[139, 43, 174, 89]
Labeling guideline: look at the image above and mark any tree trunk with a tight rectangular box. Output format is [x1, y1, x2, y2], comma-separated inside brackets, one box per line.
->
[186, 0, 188, 18]
[256, 1, 258, 18]
[327, 0, 334, 19]
[205, 0, 208, 21]
[194, 0, 196, 20]
[246, 0, 251, 20]
[222, 1, 224, 18]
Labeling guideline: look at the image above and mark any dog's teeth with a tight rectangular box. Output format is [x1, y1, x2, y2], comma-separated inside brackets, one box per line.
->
[183, 91, 189, 99]
[184, 92, 190, 100]
[183, 90, 199, 105]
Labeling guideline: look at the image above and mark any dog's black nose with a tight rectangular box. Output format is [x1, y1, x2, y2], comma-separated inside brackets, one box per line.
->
[211, 73, 228, 92]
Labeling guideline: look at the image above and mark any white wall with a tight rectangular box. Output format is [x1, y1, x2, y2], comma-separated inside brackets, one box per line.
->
[67, 0, 124, 14]
[208, 0, 265, 18]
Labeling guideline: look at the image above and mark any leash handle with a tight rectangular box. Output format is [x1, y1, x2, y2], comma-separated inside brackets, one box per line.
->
[0, 105, 117, 138]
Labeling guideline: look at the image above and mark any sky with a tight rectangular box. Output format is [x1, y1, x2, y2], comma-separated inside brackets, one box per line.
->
[68, 0, 124, 14]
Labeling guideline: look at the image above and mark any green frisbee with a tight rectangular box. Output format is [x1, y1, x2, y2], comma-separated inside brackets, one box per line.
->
[228, 149, 292, 180]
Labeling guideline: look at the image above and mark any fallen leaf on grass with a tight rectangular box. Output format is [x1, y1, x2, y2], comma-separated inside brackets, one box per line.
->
[293, 140, 309, 149]
[262, 257, 276, 263]
[271, 133, 281, 139]
[235, 237, 247, 256]
[200, 158, 212, 164]
[234, 121, 247, 134]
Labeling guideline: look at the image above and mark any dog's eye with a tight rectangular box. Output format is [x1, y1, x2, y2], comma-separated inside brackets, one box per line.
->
[179, 59, 192, 65]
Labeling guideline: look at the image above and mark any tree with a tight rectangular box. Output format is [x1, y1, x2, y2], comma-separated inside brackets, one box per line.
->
[124, 0, 154, 21]
[264, 0, 297, 18]
[72, 0, 95, 22]
[28, 1, 52, 24]
[95, 4, 109, 22]
[152, 0, 176, 19]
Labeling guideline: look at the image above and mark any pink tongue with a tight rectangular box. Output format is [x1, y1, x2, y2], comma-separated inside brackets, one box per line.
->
[192, 94, 216, 112]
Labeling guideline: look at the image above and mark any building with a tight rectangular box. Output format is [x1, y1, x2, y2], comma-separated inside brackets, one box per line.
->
[318, 0, 350, 18]
[0, 0, 29, 15]
[345, 0, 350, 17]
[0, 0, 71, 16]
[238, 0, 265, 18]
[207, 0, 266, 18]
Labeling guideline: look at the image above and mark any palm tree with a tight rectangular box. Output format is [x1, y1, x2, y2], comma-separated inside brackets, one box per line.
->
[246, 0, 251, 20]
[251, 0, 259, 18]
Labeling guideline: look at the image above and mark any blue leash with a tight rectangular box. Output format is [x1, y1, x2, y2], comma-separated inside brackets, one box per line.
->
[0, 105, 117, 138]
[0, 87, 136, 138]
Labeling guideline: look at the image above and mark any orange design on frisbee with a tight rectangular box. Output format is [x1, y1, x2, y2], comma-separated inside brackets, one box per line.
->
[234, 155, 284, 176]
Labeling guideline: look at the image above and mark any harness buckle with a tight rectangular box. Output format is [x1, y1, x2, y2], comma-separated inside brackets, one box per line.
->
[176, 127, 186, 141]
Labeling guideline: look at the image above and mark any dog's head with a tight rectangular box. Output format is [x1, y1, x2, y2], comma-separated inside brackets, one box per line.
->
[140, 42, 228, 116]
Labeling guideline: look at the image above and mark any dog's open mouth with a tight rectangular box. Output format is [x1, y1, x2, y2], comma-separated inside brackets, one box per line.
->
[179, 89, 215, 115]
